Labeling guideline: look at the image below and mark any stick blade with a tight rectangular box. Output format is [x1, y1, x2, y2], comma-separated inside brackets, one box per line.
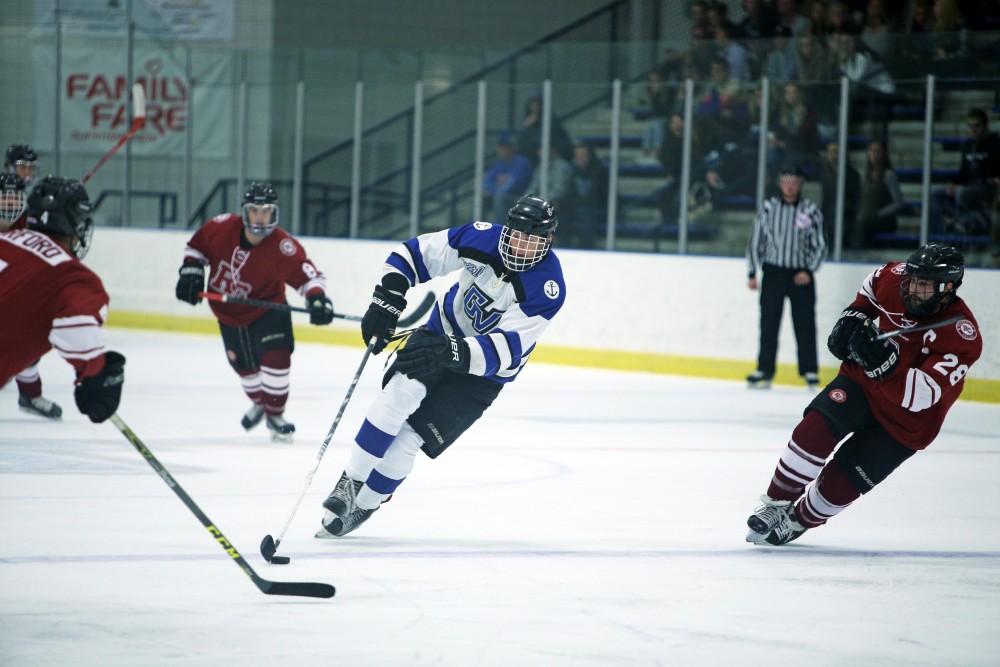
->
[260, 534, 277, 560]
[253, 575, 336, 599]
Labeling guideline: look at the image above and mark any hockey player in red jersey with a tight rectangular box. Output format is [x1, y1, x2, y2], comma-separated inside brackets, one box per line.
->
[175, 181, 334, 442]
[1, 171, 65, 419]
[0, 176, 126, 424]
[5, 144, 38, 187]
[745, 243, 982, 545]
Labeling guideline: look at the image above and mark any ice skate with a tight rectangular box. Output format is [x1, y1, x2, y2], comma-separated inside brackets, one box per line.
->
[18, 394, 63, 420]
[241, 403, 264, 431]
[746, 495, 793, 543]
[746, 371, 772, 389]
[802, 372, 820, 390]
[315, 505, 377, 538]
[322, 471, 362, 519]
[266, 414, 295, 443]
[762, 508, 807, 546]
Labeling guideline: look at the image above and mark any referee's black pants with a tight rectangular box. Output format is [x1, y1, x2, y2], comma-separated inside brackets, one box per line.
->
[756, 264, 818, 377]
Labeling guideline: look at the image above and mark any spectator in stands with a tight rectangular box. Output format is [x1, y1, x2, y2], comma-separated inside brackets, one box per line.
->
[930, 108, 1000, 234]
[516, 95, 574, 168]
[769, 82, 820, 174]
[525, 144, 573, 213]
[857, 140, 904, 246]
[762, 25, 798, 83]
[737, 0, 776, 40]
[907, 0, 932, 32]
[690, 0, 711, 32]
[828, 1, 858, 34]
[775, 0, 811, 36]
[657, 112, 698, 225]
[830, 33, 895, 140]
[793, 34, 830, 84]
[715, 23, 753, 81]
[482, 131, 534, 223]
[929, 0, 969, 74]
[696, 58, 749, 149]
[564, 142, 609, 250]
[706, 1, 736, 36]
[819, 141, 861, 248]
[860, 0, 896, 61]
[638, 69, 675, 165]
[807, 0, 831, 37]
[899, 0, 934, 76]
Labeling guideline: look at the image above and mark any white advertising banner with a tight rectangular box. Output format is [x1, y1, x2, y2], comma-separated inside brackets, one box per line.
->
[31, 40, 233, 158]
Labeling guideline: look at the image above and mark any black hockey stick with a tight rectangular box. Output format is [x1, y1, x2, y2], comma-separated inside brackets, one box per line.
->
[875, 315, 963, 341]
[198, 291, 362, 322]
[260, 338, 377, 564]
[398, 291, 436, 328]
[109, 414, 335, 598]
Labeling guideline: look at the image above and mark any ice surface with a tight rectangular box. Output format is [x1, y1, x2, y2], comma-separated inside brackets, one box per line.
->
[2, 329, 998, 665]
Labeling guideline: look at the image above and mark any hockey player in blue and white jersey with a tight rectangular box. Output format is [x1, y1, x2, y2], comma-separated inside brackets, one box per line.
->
[317, 194, 566, 538]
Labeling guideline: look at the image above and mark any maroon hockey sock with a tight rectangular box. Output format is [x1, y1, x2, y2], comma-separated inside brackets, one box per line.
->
[259, 349, 291, 415]
[15, 365, 42, 399]
[795, 461, 860, 528]
[766, 410, 839, 501]
[238, 368, 262, 405]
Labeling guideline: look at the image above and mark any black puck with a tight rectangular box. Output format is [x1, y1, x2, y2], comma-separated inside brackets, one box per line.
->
[270, 555, 291, 565]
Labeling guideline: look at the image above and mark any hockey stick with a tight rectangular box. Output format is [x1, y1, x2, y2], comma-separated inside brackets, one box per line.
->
[109, 414, 335, 598]
[398, 291, 436, 328]
[81, 84, 147, 185]
[260, 337, 377, 564]
[198, 291, 362, 322]
[875, 315, 963, 341]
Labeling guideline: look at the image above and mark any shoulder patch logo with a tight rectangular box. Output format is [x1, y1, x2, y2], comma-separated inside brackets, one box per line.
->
[473, 221, 492, 231]
[956, 319, 977, 341]
[279, 238, 296, 256]
[829, 388, 847, 404]
[890, 263, 906, 275]
[543, 279, 560, 300]
[211, 214, 229, 224]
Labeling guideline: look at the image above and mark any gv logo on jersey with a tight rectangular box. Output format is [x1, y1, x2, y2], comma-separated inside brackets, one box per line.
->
[463, 284, 503, 334]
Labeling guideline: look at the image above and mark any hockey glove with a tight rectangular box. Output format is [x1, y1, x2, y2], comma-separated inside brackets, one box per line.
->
[828, 308, 871, 361]
[361, 284, 407, 354]
[848, 320, 900, 381]
[175, 262, 205, 305]
[74, 351, 126, 423]
[394, 329, 470, 381]
[306, 291, 335, 325]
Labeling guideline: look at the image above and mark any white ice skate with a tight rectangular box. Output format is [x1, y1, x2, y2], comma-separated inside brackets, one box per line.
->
[18, 395, 63, 420]
[266, 414, 295, 443]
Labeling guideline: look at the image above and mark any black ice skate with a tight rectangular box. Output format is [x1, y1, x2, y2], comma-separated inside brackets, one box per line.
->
[763, 508, 806, 546]
[746, 495, 793, 543]
[241, 403, 264, 431]
[322, 471, 362, 519]
[746, 371, 772, 389]
[266, 414, 295, 443]
[18, 394, 63, 420]
[315, 505, 377, 539]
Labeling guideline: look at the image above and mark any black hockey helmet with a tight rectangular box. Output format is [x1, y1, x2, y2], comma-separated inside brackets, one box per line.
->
[0, 172, 27, 231]
[900, 242, 964, 317]
[5, 144, 38, 184]
[241, 181, 279, 236]
[500, 194, 558, 272]
[26, 176, 95, 259]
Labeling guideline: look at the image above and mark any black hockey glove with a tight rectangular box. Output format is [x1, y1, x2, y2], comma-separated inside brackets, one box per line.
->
[74, 351, 126, 423]
[848, 320, 900, 381]
[828, 308, 871, 361]
[394, 329, 470, 381]
[361, 283, 407, 354]
[175, 262, 205, 305]
[306, 291, 335, 325]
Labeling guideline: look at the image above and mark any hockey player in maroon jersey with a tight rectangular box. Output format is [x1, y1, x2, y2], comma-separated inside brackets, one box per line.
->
[4, 144, 38, 187]
[745, 243, 982, 545]
[0, 176, 126, 424]
[175, 181, 334, 442]
[1, 172, 65, 419]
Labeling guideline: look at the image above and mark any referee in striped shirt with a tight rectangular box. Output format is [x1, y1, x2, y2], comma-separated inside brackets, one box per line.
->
[746, 164, 827, 389]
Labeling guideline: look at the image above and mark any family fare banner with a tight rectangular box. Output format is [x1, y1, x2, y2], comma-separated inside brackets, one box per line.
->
[31, 42, 233, 158]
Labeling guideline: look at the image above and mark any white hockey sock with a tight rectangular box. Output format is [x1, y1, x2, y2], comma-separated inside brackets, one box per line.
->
[355, 423, 424, 510]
